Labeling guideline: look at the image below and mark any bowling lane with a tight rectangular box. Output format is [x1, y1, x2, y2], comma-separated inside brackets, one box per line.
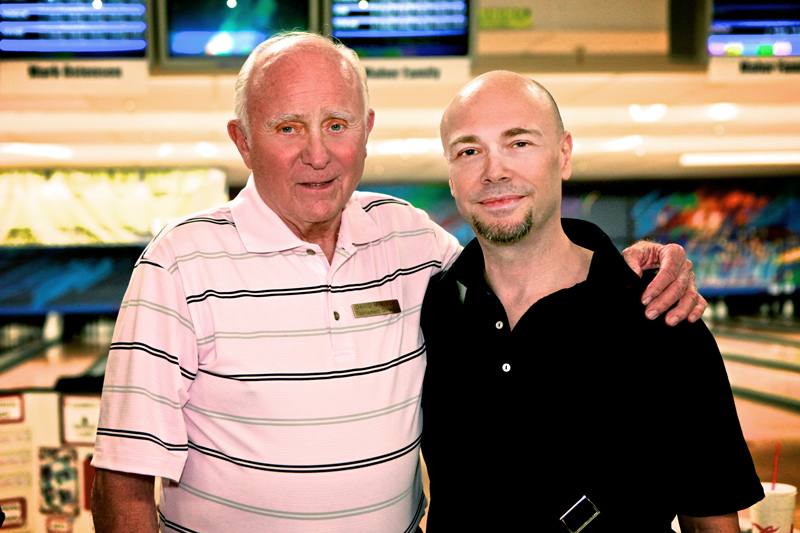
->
[0, 339, 106, 390]
[710, 321, 800, 530]
[735, 397, 800, 531]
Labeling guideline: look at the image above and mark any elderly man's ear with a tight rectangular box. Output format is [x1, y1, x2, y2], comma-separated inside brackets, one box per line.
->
[228, 120, 253, 169]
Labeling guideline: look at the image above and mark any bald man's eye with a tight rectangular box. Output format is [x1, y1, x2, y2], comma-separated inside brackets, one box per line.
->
[513, 141, 530, 147]
[460, 148, 477, 157]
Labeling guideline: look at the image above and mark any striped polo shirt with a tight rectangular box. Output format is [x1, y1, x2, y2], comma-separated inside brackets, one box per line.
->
[92, 177, 461, 532]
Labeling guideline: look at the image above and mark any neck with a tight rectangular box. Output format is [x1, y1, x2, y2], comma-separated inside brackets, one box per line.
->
[284, 216, 341, 264]
[479, 217, 593, 329]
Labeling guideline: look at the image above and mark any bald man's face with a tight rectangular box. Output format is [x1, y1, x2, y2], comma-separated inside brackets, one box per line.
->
[442, 77, 572, 244]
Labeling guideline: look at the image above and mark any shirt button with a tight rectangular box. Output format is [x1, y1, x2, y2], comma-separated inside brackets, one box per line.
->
[502, 363, 511, 372]
[333, 311, 340, 321]
[306, 249, 316, 255]
[495, 321, 504, 329]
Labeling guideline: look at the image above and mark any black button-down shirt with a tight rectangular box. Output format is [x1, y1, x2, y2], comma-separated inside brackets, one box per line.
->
[420, 219, 762, 532]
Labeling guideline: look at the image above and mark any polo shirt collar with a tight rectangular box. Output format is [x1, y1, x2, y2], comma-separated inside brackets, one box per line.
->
[445, 218, 640, 292]
[230, 176, 383, 253]
[339, 192, 384, 246]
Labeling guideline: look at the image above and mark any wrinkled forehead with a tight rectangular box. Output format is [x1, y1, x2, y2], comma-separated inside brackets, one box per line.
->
[252, 44, 362, 104]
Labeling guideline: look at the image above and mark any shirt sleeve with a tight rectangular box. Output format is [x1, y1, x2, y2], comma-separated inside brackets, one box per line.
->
[667, 320, 764, 516]
[421, 208, 462, 273]
[92, 237, 198, 482]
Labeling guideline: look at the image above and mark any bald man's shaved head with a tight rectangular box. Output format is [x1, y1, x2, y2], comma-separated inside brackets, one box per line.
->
[440, 70, 564, 149]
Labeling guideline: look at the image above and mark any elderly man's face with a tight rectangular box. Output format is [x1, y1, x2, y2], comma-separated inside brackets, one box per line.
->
[230, 46, 374, 238]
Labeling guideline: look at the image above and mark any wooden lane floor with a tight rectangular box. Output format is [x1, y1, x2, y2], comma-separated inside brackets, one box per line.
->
[0, 339, 106, 391]
[736, 397, 800, 531]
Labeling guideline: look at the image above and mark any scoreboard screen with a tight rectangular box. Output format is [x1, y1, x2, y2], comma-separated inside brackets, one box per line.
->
[0, 0, 149, 59]
[328, 0, 471, 58]
[709, 0, 800, 57]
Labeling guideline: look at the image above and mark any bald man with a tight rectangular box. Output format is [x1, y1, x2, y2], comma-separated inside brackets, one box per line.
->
[420, 71, 763, 532]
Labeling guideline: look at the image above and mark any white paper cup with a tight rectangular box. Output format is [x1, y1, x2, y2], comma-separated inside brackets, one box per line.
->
[750, 482, 797, 533]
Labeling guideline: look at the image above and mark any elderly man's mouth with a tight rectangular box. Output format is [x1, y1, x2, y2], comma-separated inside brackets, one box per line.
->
[301, 178, 336, 188]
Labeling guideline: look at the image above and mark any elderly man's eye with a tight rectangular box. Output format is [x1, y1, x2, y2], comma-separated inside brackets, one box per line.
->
[330, 123, 344, 131]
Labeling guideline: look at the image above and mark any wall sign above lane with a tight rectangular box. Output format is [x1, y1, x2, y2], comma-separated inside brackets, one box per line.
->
[710, 56, 800, 81]
[0, 60, 148, 95]
[362, 57, 470, 84]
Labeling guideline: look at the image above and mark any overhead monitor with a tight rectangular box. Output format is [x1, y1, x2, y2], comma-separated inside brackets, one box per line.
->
[0, 0, 150, 59]
[708, 0, 800, 57]
[324, 0, 472, 59]
[155, 0, 317, 72]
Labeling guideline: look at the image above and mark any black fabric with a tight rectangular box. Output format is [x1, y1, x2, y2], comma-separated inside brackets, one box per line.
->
[420, 218, 763, 532]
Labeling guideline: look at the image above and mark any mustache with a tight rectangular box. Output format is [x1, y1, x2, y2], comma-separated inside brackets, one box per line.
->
[469, 185, 531, 203]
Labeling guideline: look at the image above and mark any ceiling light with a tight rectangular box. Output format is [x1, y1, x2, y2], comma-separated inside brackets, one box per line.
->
[194, 142, 218, 158]
[679, 151, 800, 166]
[157, 144, 173, 158]
[604, 135, 643, 152]
[368, 138, 440, 156]
[707, 103, 738, 121]
[0, 143, 73, 159]
[629, 104, 667, 123]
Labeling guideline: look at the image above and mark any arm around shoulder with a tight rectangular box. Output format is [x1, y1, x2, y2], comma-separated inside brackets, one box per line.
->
[678, 512, 741, 532]
[92, 468, 158, 532]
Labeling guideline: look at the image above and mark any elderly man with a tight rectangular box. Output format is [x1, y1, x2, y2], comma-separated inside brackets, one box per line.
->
[91, 32, 704, 532]
[420, 71, 763, 532]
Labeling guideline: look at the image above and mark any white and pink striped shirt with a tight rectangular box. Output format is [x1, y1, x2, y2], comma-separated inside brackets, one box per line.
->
[93, 177, 460, 532]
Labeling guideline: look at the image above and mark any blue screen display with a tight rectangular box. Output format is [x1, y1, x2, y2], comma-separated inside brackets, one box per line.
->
[709, 1, 800, 56]
[0, 0, 148, 58]
[330, 0, 470, 58]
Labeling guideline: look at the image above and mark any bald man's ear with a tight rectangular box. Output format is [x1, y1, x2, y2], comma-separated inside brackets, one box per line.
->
[560, 131, 574, 181]
[228, 119, 253, 170]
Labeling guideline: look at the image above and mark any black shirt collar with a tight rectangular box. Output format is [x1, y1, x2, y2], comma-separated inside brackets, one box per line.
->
[444, 218, 641, 293]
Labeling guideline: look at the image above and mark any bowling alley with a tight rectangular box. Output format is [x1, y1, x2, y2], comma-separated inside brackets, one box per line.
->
[1, 0, 799, 531]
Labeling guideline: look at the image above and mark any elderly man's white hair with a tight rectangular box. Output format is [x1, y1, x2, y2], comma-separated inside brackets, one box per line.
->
[232, 31, 370, 138]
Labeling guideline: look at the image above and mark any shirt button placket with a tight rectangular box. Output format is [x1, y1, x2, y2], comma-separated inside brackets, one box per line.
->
[494, 319, 510, 372]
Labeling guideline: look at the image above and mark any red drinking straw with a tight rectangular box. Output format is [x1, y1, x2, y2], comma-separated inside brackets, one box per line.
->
[772, 443, 781, 490]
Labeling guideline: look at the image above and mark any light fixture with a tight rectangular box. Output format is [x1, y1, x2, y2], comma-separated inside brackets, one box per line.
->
[368, 138, 440, 156]
[707, 103, 738, 121]
[604, 135, 643, 152]
[157, 144, 173, 158]
[629, 104, 667, 123]
[0, 143, 73, 159]
[194, 142, 218, 158]
[679, 151, 800, 166]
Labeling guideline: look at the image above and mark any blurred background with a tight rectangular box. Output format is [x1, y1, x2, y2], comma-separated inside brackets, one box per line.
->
[0, 0, 799, 530]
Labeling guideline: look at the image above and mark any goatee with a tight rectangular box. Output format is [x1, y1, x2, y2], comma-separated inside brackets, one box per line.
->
[471, 211, 534, 244]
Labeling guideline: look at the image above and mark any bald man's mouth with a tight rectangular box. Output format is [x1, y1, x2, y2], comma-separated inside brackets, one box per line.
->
[477, 194, 525, 208]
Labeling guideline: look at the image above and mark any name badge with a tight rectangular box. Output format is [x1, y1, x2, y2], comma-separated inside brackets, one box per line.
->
[352, 299, 401, 318]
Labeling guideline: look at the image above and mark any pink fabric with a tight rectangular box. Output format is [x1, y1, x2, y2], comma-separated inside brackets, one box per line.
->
[93, 178, 460, 532]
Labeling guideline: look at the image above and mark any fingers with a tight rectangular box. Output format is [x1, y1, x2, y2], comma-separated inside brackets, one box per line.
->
[660, 273, 698, 326]
[644, 263, 691, 324]
[646, 261, 709, 326]
[627, 241, 708, 326]
[640, 243, 685, 306]
[621, 245, 646, 277]
[688, 292, 708, 323]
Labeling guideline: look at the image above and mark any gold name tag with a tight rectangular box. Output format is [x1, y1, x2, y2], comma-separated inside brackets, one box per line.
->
[352, 299, 401, 318]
